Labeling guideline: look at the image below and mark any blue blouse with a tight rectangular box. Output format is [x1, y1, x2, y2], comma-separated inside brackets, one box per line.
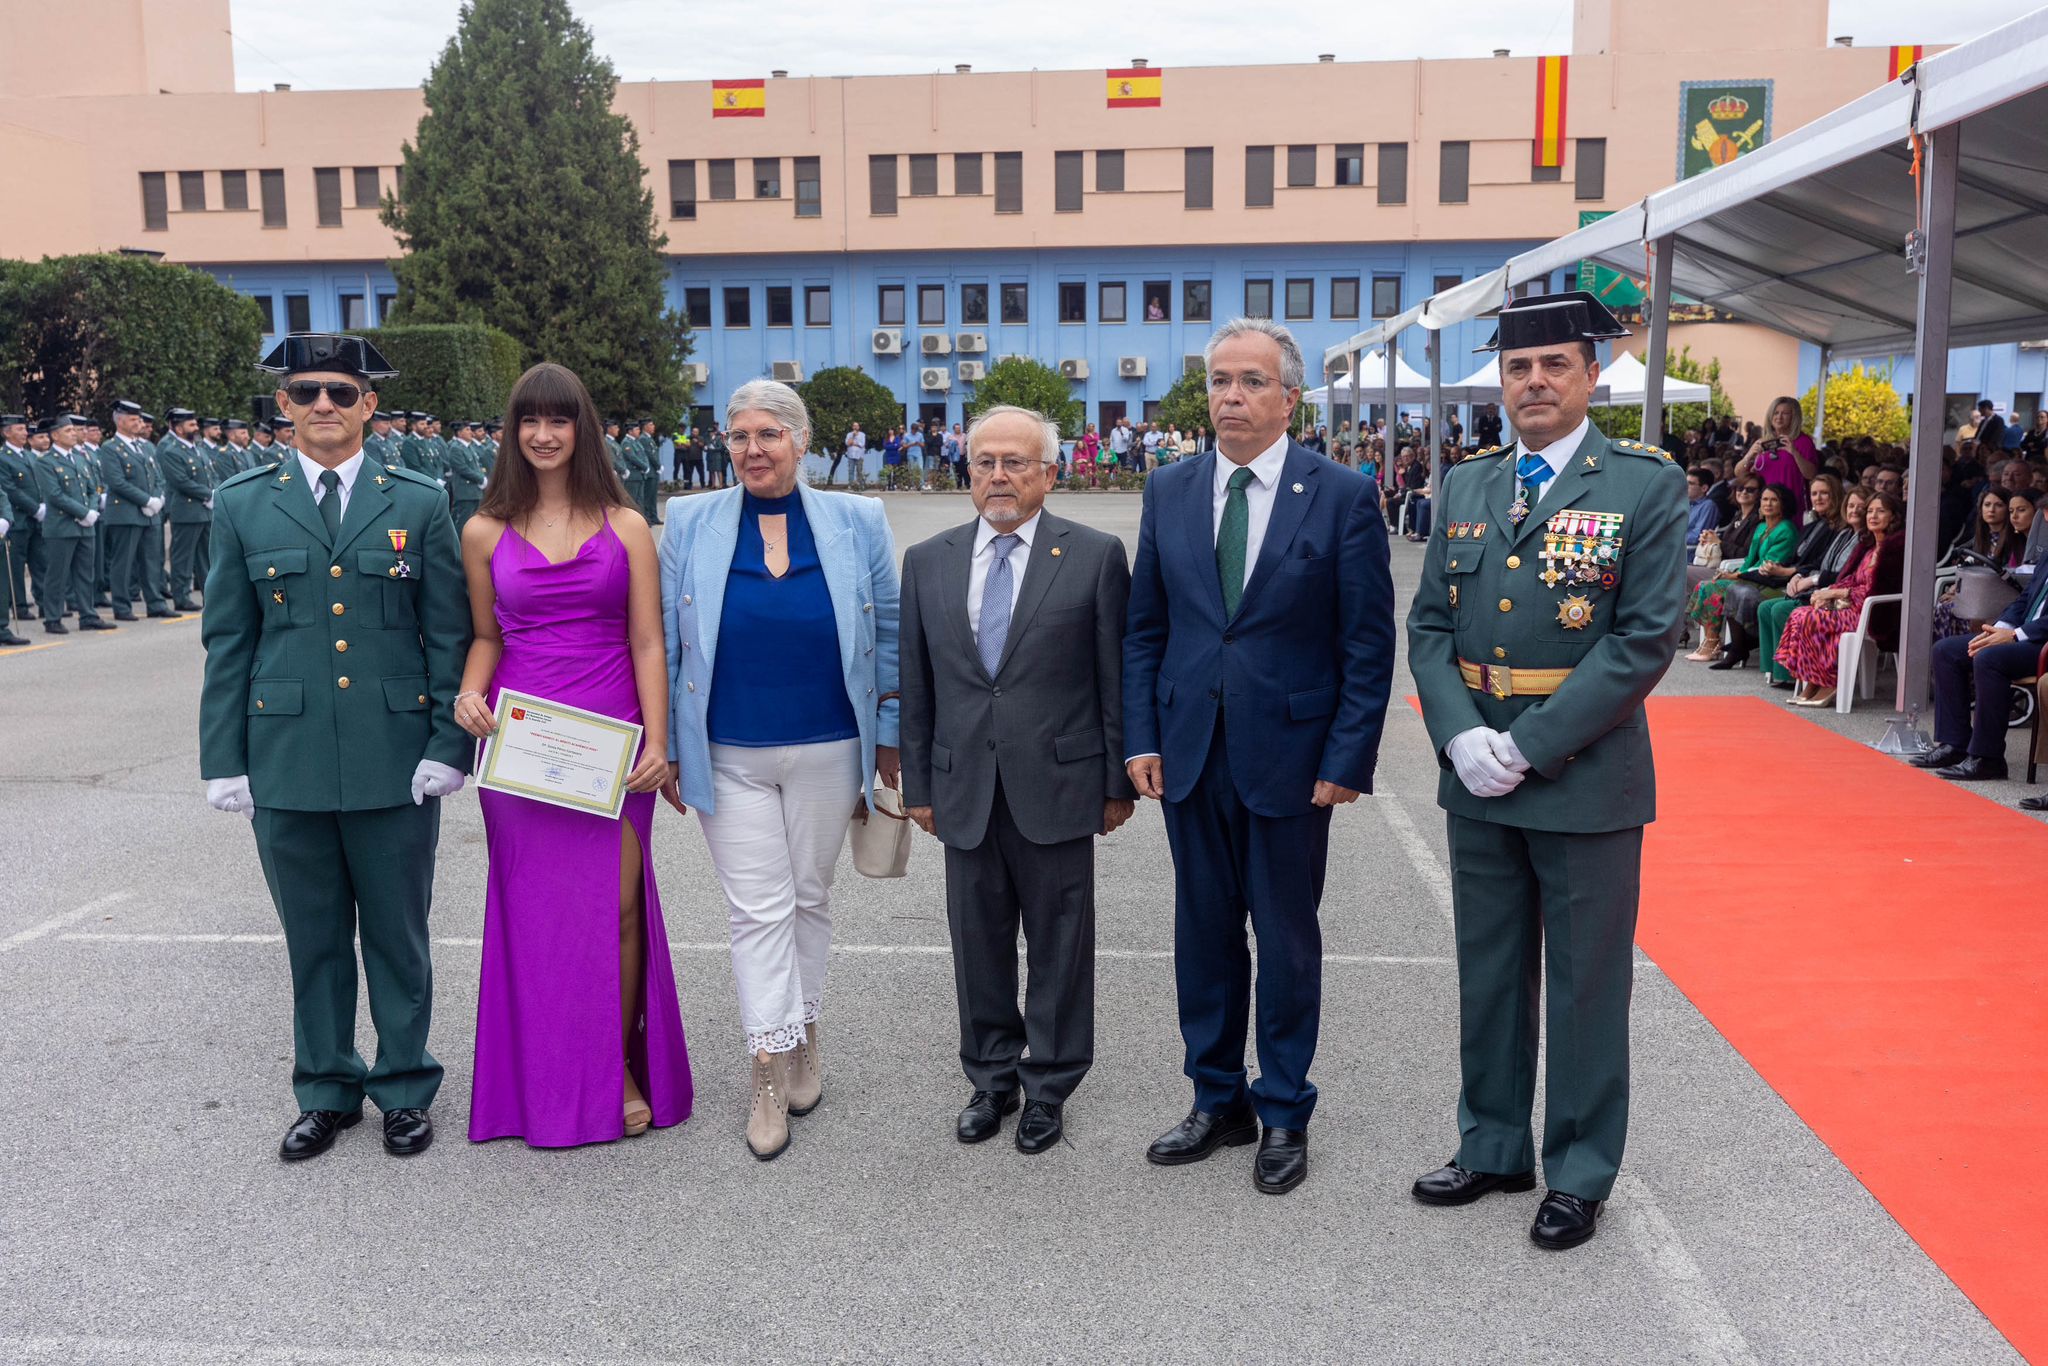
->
[706, 490, 860, 747]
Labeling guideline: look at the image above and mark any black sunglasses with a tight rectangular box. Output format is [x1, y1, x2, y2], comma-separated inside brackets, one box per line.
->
[283, 380, 364, 408]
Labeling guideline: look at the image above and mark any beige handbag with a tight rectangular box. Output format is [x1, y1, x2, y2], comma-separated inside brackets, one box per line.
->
[850, 690, 911, 879]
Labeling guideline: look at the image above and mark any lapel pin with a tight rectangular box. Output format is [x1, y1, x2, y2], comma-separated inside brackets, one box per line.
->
[1292, 482, 1304, 493]
[374, 474, 388, 486]
[1584, 455, 1599, 469]
[1050, 547, 1062, 557]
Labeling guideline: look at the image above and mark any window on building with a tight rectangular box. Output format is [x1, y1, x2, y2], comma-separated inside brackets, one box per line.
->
[709, 159, 736, 201]
[955, 153, 984, 196]
[669, 160, 696, 219]
[684, 287, 711, 328]
[1244, 279, 1273, 319]
[260, 169, 287, 227]
[1575, 138, 1607, 201]
[908, 154, 937, 197]
[918, 284, 945, 325]
[353, 166, 380, 208]
[878, 284, 905, 326]
[1000, 283, 1028, 324]
[1096, 150, 1124, 192]
[869, 155, 898, 215]
[1371, 275, 1402, 318]
[805, 285, 831, 326]
[315, 168, 342, 226]
[961, 283, 989, 324]
[1183, 279, 1212, 322]
[1058, 282, 1086, 324]
[1335, 143, 1364, 186]
[284, 293, 311, 332]
[140, 172, 168, 231]
[794, 157, 820, 217]
[339, 293, 367, 329]
[376, 292, 397, 323]
[724, 286, 751, 328]
[1100, 282, 1127, 323]
[1245, 145, 1275, 208]
[1184, 147, 1213, 209]
[221, 170, 249, 212]
[765, 285, 793, 327]
[1055, 151, 1084, 212]
[994, 153, 1023, 213]
[1287, 144, 1317, 187]
[251, 294, 275, 332]
[1331, 277, 1360, 320]
[1377, 143, 1408, 205]
[1439, 141, 1469, 204]
[1433, 273, 1463, 296]
[1532, 163, 1562, 184]
[1142, 281, 1170, 321]
[178, 171, 206, 213]
[1284, 278, 1313, 320]
[754, 158, 781, 198]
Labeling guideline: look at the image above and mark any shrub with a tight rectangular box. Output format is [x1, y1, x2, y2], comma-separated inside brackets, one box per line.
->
[351, 323, 524, 420]
[1802, 363, 1911, 444]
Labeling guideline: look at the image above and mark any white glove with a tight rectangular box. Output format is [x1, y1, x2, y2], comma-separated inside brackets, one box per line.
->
[0, 518, 9, 540]
[1448, 727, 1525, 799]
[80, 509, 99, 527]
[99, 493, 108, 509]
[206, 775, 255, 819]
[410, 758, 466, 805]
[203, 496, 213, 509]
[144, 497, 163, 516]
[34, 502, 46, 522]
[1491, 729, 1531, 774]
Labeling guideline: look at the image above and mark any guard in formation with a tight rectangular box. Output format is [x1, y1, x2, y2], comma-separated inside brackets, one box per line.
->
[1407, 292, 1686, 1251]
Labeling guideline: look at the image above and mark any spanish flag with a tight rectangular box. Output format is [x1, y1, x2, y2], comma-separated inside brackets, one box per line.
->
[1106, 68, 1162, 109]
[1888, 45, 1923, 80]
[1532, 55, 1568, 168]
[712, 79, 765, 118]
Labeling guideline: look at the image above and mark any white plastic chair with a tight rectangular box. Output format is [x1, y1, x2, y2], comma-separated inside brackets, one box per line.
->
[1835, 593, 1902, 714]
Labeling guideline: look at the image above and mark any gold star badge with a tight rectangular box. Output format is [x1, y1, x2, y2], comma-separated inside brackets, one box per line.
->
[1556, 594, 1594, 630]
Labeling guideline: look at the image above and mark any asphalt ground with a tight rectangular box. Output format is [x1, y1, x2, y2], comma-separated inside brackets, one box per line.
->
[0, 490, 2027, 1364]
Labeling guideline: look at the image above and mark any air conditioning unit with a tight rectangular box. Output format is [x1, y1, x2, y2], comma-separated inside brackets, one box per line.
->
[1059, 359, 1090, 380]
[770, 360, 804, 383]
[871, 328, 904, 355]
[682, 362, 710, 386]
[1118, 356, 1147, 379]
[956, 360, 987, 382]
[955, 332, 988, 353]
[1184, 354, 1207, 376]
[920, 333, 952, 356]
[920, 367, 952, 391]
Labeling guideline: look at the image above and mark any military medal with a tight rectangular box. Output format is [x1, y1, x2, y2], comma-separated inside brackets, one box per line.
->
[272, 590, 285, 605]
[388, 529, 409, 552]
[1509, 488, 1531, 525]
[1448, 584, 1459, 609]
[1556, 594, 1594, 630]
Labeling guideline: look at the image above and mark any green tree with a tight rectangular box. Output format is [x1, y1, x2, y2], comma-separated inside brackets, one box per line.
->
[1800, 363, 1911, 444]
[1588, 345, 1733, 445]
[0, 254, 265, 420]
[1155, 366, 1209, 434]
[381, 0, 690, 419]
[963, 357, 1084, 439]
[795, 366, 901, 456]
[353, 324, 525, 420]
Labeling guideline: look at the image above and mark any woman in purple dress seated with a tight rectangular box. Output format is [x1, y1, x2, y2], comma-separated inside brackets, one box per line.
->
[454, 363, 693, 1146]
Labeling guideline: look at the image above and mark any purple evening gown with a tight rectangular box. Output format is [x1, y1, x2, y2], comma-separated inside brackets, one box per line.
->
[469, 518, 693, 1145]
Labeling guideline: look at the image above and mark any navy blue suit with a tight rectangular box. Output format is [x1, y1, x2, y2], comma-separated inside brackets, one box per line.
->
[1933, 550, 2048, 759]
[1124, 441, 1395, 1127]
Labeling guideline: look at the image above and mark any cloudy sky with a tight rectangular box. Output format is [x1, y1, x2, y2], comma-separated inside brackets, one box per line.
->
[227, 0, 2040, 91]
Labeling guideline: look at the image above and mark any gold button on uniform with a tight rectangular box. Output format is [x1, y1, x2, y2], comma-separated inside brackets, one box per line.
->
[337, 676, 351, 689]
[266, 566, 277, 578]
[330, 565, 343, 578]
[331, 603, 345, 616]
[1494, 647, 1507, 659]
[417, 694, 427, 704]
[1449, 559, 1459, 570]
[335, 640, 348, 653]
[1506, 555, 1522, 569]
[256, 700, 265, 710]
[1499, 599, 1513, 612]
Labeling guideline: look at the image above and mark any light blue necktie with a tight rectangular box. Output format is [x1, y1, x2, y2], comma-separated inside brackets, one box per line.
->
[1516, 451, 1558, 500]
[978, 534, 1020, 677]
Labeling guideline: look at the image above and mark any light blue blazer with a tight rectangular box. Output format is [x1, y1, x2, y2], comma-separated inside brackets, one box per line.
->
[659, 483, 900, 814]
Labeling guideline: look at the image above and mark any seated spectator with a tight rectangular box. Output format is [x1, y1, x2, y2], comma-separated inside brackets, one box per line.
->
[1910, 539, 2048, 780]
[1684, 466, 1719, 551]
[1734, 396, 1819, 519]
[1777, 492, 1906, 706]
[1717, 474, 1849, 671]
[1870, 464, 1904, 499]
[2022, 411, 2048, 460]
[1760, 486, 1867, 688]
[2019, 486, 2048, 563]
[1686, 481, 1796, 663]
[1936, 486, 2023, 639]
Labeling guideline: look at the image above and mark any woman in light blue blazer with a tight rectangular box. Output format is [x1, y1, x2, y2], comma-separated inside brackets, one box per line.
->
[659, 378, 899, 1161]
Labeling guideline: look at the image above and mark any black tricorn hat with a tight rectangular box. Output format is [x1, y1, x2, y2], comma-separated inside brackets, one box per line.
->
[1478, 289, 1632, 354]
[257, 332, 399, 380]
[112, 399, 144, 417]
[165, 407, 197, 423]
[270, 415, 296, 431]
[224, 418, 250, 430]
[0, 413, 25, 427]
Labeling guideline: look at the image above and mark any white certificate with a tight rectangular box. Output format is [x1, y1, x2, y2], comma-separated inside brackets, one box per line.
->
[476, 688, 642, 819]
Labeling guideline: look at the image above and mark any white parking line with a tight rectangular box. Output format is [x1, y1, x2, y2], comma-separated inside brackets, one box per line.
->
[0, 891, 135, 954]
[0, 1336, 702, 1366]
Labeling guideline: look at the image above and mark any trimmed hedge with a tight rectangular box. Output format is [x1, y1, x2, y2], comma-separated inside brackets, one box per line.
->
[347, 324, 524, 421]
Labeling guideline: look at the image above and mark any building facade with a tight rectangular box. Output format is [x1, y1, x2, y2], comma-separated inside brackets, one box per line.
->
[2, 0, 2040, 435]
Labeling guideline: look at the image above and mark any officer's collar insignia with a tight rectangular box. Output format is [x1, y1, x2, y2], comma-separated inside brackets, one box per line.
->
[1584, 454, 1599, 469]
[276, 470, 292, 482]
[374, 475, 387, 485]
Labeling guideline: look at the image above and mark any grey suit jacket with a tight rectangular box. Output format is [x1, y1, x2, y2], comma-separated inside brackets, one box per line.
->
[900, 510, 1138, 851]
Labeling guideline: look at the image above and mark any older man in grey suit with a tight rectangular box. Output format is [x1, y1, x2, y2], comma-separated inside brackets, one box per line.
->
[900, 404, 1137, 1154]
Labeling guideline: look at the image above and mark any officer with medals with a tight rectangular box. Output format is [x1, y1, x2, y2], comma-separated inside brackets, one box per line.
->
[1407, 292, 1685, 1251]
[198, 333, 472, 1162]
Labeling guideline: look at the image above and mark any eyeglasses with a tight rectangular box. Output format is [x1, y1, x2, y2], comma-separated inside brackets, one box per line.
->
[969, 456, 1046, 477]
[726, 428, 787, 453]
[1737, 485, 1762, 495]
[284, 380, 363, 408]
[1207, 373, 1275, 395]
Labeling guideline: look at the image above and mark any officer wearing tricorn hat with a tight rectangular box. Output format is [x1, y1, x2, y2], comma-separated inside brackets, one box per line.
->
[1405, 291, 1685, 1251]
[198, 332, 473, 1162]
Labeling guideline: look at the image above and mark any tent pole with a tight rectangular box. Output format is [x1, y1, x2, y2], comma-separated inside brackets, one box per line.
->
[1428, 331, 1443, 493]
[1641, 234, 1674, 445]
[1383, 340, 1398, 477]
[1813, 344, 1832, 444]
[1898, 123, 1959, 728]
[1349, 349, 1361, 458]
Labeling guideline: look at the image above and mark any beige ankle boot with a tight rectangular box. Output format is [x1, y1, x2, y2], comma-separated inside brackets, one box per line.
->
[745, 1050, 790, 1160]
[786, 1022, 822, 1116]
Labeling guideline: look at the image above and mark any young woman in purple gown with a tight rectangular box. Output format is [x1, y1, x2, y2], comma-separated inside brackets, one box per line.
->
[453, 362, 693, 1146]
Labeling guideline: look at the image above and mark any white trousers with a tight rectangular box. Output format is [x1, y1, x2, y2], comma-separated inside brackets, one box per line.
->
[697, 740, 861, 1055]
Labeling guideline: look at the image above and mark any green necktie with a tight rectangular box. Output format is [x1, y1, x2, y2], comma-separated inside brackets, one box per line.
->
[317, 469, 342, 541]
[1217, 465, 1255, 618]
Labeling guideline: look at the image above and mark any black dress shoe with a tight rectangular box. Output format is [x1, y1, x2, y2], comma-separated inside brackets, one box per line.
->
[1530, 1191, 1604, 1250]
[42, 621, 68, 635]
[279, 1107, 361, 1161]
[1253, 1127, 1308, 1195]
[78, 617, 116, 631]
[1706, 650, 1747, 671]
[1411, 1160, 1538, 1206]
[1936, 755, 2008, 782]
[1909, 743, 1966, 769]
[955, 1088, 1020, 1144]
[1146, 1101, 1259, 1166]
[171, 597, 201, 612]
[1015, 1100, 1063, 1154]
[382, 1107, 434, 1156]
[147, 607, 183, 620]
[112, 611, 137, 622]
[0, 631, 28, 647]
[2019, 795, 2048, 813]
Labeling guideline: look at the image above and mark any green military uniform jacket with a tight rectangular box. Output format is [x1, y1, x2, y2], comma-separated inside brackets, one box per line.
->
[72, 443, 106, 507]
[481, 438, 498, 474]
[199, 455, 473, 811]
[400, 433, 442, 482]
[206, 440, 239, 483]
[158, 435, 216, 523]
[603, 435, 627, 481]
[0, 444, 41, 524]
[627, 435, 654, 481]
[32, 449, 95, 539]
[1407, 428, 1686, 833]
[99, 437, 161, 526]
[444, 439, 486, 503]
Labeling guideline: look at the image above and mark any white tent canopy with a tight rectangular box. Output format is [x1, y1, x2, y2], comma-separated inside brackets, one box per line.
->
[1443, 353, 1708, 408]
[1304, 349, 1438, 406]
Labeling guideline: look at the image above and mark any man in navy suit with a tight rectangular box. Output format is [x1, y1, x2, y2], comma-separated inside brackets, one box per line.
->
[1914, 546, 2048, 781]
[1124, 317, 1395, 1194]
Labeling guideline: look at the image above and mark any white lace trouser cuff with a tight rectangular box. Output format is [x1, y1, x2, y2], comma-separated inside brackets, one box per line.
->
[745, 1001, 819, 1058]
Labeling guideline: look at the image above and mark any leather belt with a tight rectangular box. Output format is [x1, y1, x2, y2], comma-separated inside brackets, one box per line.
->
[1459, 658, 1572, 700]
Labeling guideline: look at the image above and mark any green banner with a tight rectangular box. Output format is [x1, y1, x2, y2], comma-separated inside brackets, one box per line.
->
[1678, 80, 1773, 179]
[1580, 211, 1644, 314]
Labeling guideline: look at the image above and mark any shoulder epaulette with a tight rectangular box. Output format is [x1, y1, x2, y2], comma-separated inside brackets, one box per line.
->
[1612, 438, 1675, 463]
[382, 463, 446, 492]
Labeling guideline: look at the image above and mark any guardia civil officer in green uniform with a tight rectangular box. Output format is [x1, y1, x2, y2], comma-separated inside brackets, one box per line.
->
[1, 413, 42, 634]
[101, 400, 180, 621]
[363, 409, 395, 467]
[199, 333, 472, 1162]
[1407, 292, 1685, 1251]
[223, 418, 255, 474]
[159, 407, 216, 611]
[442, 420, 486, 530]
[33, 416, 115, 632]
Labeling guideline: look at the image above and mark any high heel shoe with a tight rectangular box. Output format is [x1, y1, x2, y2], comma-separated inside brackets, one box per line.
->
[1795, 685, 1837, 707]
[1706, 650, 1748, 670]
[624, 1078, 652, 1137]
[1683, 624, 1722, 662]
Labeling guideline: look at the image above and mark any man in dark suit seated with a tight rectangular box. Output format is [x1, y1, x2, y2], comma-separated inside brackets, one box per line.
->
[1914, 546, 2048, 780]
